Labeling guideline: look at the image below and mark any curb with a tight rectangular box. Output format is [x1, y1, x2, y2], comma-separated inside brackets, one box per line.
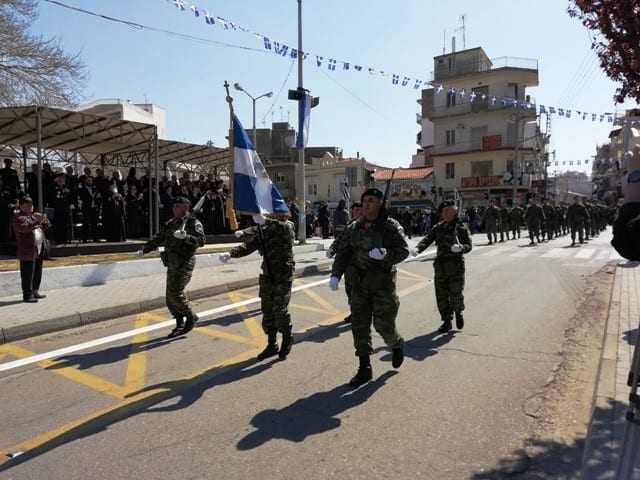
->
[0, 260, 333, 344]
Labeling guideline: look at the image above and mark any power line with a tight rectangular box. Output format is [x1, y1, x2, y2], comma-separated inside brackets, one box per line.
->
[43, 0, 266, 54]
[317, 69, 388, 120]
[261, 58, 296, 124]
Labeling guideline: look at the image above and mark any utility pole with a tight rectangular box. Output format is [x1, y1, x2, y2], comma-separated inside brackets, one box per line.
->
[296, 0, 306, 243]
[512, 110, 521, 203]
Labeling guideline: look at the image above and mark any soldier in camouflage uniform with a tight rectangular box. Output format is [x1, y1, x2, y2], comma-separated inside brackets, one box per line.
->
[525, 199, 545, 245]
[499, 203, 511, 242]
[330, 188, 409, 387]
[483, 200, 500, 245]
[510, 203, 524, 239]
[583, 201, 592, 241]
[567, 197, 588, 246]
[221, 213, 296, 361]
[327, 202, 363, 323]
[414, 201, 472, 333]
[542, 201, 556, 241]
[140, 196, 205, 338]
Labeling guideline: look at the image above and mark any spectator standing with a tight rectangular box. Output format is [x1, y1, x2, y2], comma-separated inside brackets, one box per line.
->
[333, 199, 349, 237]
[0, 158, 20, 199]
[50, 174, 73, 244]
[317, 203, 330, 238]
[13, 196, 49, 303]
[103, 191, 126, 242]
[125, 185, 144, 239]
[78, 176, 99, 243]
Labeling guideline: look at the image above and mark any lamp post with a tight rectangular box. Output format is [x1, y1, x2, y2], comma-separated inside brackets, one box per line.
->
[233, 83, 273, 147]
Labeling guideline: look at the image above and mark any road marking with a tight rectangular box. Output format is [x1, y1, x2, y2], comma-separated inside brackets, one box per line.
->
[575, 248, 596, 259]
[481, 246, 514, 257]
[541, 248, 573, 258]
[0, 278, 429, 461]
[511, 249, 533, 257]
[0, 278, 329, 373]
[122, 315, 149, 395]
[396, 268, 428, 281]
[226, 292, 264, 342]
[296, 280, 341, 315]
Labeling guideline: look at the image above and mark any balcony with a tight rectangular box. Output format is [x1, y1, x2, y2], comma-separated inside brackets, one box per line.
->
[426, 97, 538, 120]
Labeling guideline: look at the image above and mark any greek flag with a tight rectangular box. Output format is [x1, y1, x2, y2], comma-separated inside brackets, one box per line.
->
[232, 115, 289, 215]
[296, 92, 311, 149]
[342, 182, 351, 202]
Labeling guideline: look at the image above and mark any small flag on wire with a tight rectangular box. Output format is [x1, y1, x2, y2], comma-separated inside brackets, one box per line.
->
[174, 0, 185, 10]
[232, 115, 288, 215]
[190, 4, 199, 16]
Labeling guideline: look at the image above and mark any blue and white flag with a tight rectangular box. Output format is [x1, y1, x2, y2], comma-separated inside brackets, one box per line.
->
[232, 115, 289, 215]
[296, 92, 311, 149]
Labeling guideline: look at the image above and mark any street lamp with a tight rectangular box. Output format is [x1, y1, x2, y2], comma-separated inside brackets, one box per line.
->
[233, 83, 273, 147]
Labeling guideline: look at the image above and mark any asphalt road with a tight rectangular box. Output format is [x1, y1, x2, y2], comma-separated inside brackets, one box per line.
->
[0, 230, 621, 480]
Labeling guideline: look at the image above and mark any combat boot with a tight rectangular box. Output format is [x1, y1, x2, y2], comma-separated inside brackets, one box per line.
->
[349, 355, 373, 387]
[455, 311, 464, 330]
[257, 331, 279, 360]
[181, 313, 199, 334]
[391, 343, 404, 369]
[167, 316, 186, 338]
[438, 319, 453, 334]
[278, 327, 293, 360]
[343, 315, 352, 323]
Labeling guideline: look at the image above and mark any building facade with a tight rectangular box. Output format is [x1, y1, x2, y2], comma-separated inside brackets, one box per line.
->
[305, 154, 374, 208]
[420, 47, 546, 207]
[373, 167, 435, 210]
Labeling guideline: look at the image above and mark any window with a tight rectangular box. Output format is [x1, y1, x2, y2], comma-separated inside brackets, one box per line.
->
[446, 91, 457, 108]
[445, 162, 455, 179]
[308, 184, 317, 196]
[446, 129, 456, 145]
[275, 172, 286, 183]
[471, 160, 493, 177]
[345, 167, 358, 187]
[506, 160, 514, 174]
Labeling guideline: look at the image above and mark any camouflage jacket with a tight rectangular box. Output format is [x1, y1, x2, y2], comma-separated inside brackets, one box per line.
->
[230, 219, 295, 279]
[416, 220, 472, 260]
[525, 205, 545, 224]
[543, 205, 556, 221]
[483, 206, 500, 226]
[510, 206, 524, 224]
[329, 219, 357, 256]
[500, 207, 511, 223]
[143, 215, 205, 263]
[566, 204, 588, 223]
[331, 217, 409, 278]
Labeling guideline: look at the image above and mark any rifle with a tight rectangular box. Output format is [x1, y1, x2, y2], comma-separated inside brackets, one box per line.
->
[376, 169, 396, 231]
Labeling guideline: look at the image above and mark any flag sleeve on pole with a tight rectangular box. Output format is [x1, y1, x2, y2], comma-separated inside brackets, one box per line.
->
[296, 93, 311, 149]
[232, 115, 289, 215]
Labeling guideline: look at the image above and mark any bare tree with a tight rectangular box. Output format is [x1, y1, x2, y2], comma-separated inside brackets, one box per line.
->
[0, 0, 86, 107]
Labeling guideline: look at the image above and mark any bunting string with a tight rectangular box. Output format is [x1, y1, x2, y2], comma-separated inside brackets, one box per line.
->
[174, 1, 640, 126]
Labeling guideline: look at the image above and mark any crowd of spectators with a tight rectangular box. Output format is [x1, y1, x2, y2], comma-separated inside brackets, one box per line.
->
[0, 158, 236, 246]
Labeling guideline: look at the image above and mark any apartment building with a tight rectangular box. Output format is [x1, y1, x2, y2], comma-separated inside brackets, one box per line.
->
[420, 47, 545, 207]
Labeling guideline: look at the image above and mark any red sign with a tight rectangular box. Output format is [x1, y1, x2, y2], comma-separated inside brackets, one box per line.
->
[461, 176, 503, 188]
[482, 135, 502, 151]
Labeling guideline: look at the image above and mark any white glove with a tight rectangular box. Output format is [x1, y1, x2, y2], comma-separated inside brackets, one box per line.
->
[326, 249, 335, 259]
[135, 249, 144, 258]
[219, 253, 231, 263]
[173, 230, 187, 240]
[410, 248, 419, 257]
[450, 244, 463, 254]
[252, 214, 267, 225]
[234, 230, 244, 239]
[369, 248, 387, 260]
[329, 276, 340, 291]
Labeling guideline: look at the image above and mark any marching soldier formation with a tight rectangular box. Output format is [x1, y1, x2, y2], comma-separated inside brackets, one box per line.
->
[143, 192, 612, 388]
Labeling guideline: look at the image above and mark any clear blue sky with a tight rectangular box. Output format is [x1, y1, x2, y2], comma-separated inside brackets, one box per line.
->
[34, 0, 636, 172]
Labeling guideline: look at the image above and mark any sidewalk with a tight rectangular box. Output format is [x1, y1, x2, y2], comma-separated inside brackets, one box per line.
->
[0, 247, 333, 344]
[583, 261, 640, 479]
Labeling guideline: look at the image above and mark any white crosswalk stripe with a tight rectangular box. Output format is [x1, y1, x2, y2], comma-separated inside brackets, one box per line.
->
[575, 248, 596, 259]
[542, 248, 574, 258]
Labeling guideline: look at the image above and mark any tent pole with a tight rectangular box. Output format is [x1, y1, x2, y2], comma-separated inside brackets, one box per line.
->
[36, 107, 44, 213]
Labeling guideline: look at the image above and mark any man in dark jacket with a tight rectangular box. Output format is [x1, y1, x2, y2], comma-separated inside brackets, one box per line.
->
[13, 197, 49, 302]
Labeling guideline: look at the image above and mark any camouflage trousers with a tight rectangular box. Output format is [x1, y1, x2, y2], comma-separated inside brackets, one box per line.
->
[434, 258, 466, 321]
[511, 223, 521, 239]
[350, 269, 403, 357]
[166, 257, 196, 325]
[528, 222, 542, 242]
[570, 222, 585, 243]
[500, 221, 511, 241]
[259, 274, 292, 334]
[486, 224, 498, 244]
[344, 266, 354, 306]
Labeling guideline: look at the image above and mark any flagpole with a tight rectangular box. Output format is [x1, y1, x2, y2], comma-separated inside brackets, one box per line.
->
[296, 0, 306, 244]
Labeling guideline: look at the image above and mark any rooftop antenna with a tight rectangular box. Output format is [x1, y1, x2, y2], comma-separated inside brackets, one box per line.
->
[456, 14, 467, 49]
[443, 29, 446, 55]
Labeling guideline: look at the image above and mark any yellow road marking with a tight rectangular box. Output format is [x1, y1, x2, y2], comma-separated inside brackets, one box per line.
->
[296, 283, 340, 315]
[0, 349, 259, 464]
[2, 345, 128, 399]
[122, 315, 149, 395]
[396, 267, 428, 281]
[195, 326, 261, 347]
[0, 279, 429, 461]
[227, 292, 265, 343]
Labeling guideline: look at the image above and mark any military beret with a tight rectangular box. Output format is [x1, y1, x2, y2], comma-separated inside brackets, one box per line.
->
[361, 188, 384, 201]
[173, 196, 191, 206]
[438, 200, 456, 211]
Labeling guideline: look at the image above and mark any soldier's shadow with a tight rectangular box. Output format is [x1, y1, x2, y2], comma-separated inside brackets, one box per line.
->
[379, 330, 457, 362]
[236, 370, 397, 450]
